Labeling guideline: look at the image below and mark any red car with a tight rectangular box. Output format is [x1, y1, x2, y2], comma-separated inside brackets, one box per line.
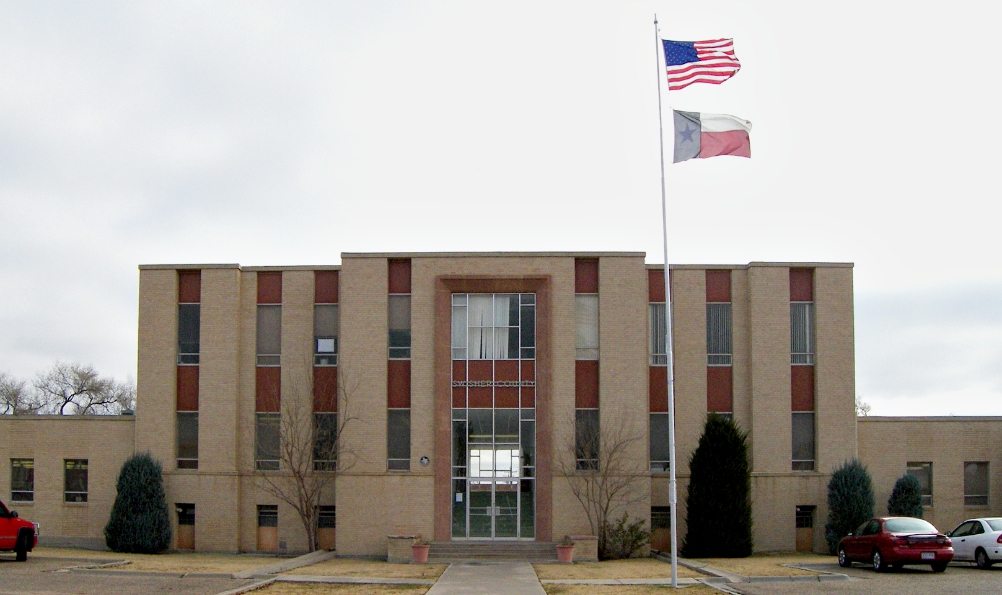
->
[838, 517, 954, 572]
[0, 498, 38, 561]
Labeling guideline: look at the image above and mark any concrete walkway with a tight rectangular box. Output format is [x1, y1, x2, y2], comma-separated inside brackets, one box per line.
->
[425, 561, 546, 595]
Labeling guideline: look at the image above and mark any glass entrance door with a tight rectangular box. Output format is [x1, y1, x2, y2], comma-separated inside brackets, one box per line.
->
[468, 447, 521, 538]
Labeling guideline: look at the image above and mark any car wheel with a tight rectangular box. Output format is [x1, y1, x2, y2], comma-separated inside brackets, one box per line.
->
[14, 542, 27, 562]
[976, 548, 993, 569]
[872, 549, 887, 572]
[838, 547, 851, 568]
[931, 561, 947, 573]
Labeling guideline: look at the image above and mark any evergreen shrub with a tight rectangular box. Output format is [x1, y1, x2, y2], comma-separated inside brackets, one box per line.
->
[681, 414, 753, 558]
[104, 452, 172, 553]
[824, 459, 874, 554]
[887, 474, 923, 518]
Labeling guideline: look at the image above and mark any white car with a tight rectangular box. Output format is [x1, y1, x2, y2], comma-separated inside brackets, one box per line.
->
[947, 518, 1002, 568]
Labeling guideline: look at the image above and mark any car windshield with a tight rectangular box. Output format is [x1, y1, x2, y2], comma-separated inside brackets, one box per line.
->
[885, 518, 938, 534]
[986, 519, 1002, 531]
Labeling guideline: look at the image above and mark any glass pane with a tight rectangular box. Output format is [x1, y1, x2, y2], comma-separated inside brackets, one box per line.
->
[575, 295, 599, 356]
[706, 303, 732, 356]
[256, 413, 280, 464]
[469, 409, 492, 444]
[313, 413, 337, 467]
[314, 304, 339, 338]
[495, 481, 518, 537]
[965, 462, 989, 497]
[520, 305, 535, 351]
[468, 484, 492, 537]
[792, 412, 815, 462]
[494, 409, 519, 444]
[576, 410, 599, 469]
[452, 305, 467, 349]
[650, 413, 670, 467]
[469, 327, 493, 360]
[520, 480, 535, 538]
[178, 304, 200, 354]
[494, 295, 512, 326]
[177, 412, 199, 460]
[520, 420, 535, 468]
[387, 410, 411, 460]
[256, 305, 282, 355]
[452, 421, 467, 467]
[388, 295, 411, 331]
[791, 302, 814, 357]
[452, 479, 467, 537]
[650, 303, 667, 365]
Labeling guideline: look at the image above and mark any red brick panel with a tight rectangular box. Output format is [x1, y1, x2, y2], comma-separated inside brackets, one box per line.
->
[791, 365, 815, 411]
[469, 387, 492, 408]
[705, 270, 732, 303]
[313, 366, 338, 412]
[178, 270, 201, 303]
[387, 359, 411, 408]
[521, 360, 535, 380]
[495, 360, 518, 381]
[257, 272, 282, 304]
[790, 268, 814, 301]
[452, 360, 467, 381]
[255, 367, 281, 412]
[575, 360, 599, 409]
[388, 259, 411, 294]
[575, 259, 599, 293]
[495, 387, 518, 408]
[649, 367, 668, 412]
[452, 387, 466, 408]
[520, 385, 535, 408]
[468, 360, 492, 382]
[648, 268, 674, 302]
[176, 365, 199, 411]
[706, 366, 733, 413]
[314, 270, 339, 304]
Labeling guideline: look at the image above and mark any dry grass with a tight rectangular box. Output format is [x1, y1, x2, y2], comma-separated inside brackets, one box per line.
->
[692, 553, 834, 577]
[32, 546, 280, 573]
[257, 584, 429, 595]
[533, 558, 701, 580]
[543, 585, 718, 595]
[286, 558, 447, 580]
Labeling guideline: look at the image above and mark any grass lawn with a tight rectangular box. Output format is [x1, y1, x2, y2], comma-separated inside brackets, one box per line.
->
[32, 546, 280, 573]
[533, 558, 701, 580]
[543, 585, 719, 594]
[285, 558, 447, 580]
[258, 584, 430, 595]
[691, 553, 835, 577]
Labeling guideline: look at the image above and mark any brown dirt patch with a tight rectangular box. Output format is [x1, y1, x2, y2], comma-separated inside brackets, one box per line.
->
[286, 558, 447, 580]
[692, 553, 834, 577]
[533, 558, 701, 580]
[32, 546, 280, 573]
[543, 585, 718, 595]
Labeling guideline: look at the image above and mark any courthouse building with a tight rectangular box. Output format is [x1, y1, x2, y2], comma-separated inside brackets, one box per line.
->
[1, 252, 1000, 555]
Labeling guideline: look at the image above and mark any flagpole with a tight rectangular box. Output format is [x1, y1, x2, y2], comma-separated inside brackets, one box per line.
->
[653, 14, 679, 590]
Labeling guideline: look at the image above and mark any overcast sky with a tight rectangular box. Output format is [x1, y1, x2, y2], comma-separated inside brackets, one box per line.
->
[2, 1, 1000, 416]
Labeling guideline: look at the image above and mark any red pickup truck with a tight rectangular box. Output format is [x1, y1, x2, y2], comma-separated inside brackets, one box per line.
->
[0, 498, 38, 561]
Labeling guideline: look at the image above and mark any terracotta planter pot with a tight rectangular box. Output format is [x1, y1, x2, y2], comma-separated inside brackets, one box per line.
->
[556, 544, 574, 564]
[412, 544, 431, 563]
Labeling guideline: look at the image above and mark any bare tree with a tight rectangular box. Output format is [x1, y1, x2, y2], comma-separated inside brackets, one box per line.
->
[556, 414, 649, 558]
[33, 362, 134, 415]
[0, 372, 40, 414]
[855, 395, 871, 417]
[256, 363, 359, 552]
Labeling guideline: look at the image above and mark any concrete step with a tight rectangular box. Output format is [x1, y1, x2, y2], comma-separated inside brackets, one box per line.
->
[428, 541, 559, 562]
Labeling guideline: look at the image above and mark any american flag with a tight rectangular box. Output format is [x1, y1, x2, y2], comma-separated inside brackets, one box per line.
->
[662, 38, 741, 91]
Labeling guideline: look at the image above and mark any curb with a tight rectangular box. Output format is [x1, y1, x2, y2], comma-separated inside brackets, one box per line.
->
[540, 578, 703, 585]
[276, 574, 437, 585]
[69, 568, 237, 579]
[214, 578, 277, 595]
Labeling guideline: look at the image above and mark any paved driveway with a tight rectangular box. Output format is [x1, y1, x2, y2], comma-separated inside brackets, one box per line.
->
[0, 554, 256, 595]
[732, 561, 1002, 595]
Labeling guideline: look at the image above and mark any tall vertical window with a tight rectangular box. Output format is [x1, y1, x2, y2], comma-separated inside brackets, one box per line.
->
[649, 268, 669, 473]
[964, 462, 989, 507]
[706, 304, 732, 365]
[256, 272, 282, 471]
[257, 306, 282, 366]
[387, 259, 411, 471]
[907, 462, 933, 507]
[10, 459, 33, 502]
[791, 412, 815, 471]
[575, 295, 599, 360]
[575, 258, 600, 471]
[256, 413, 281, 470]
[313, 412, 337, 471]
[790, 303, 815, 364]
[706, 269, 733, 417]
[649, 414, 670, 473]
[177, 270, 200, 470]
[575, 409, 599, 470]
[314, 305, 339, 366]
[313, 270, 339, 471]
[64, 459, 88, 502]
[176, 412, 199, 469]
[649, 303, 667, 366]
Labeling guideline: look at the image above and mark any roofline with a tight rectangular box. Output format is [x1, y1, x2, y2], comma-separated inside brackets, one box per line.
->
[858, 416, 1002, 422]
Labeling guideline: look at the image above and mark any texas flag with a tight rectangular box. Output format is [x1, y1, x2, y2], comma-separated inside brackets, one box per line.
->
[673, 110, 752, 163]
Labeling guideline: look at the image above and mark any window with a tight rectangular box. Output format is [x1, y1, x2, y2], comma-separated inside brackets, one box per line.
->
[10, 459, 33, 502]
[177, 412, 198, 469]
[256, 413, 280, 470]
[649, 413, 670, 473]
[790, 302, 815, 364]
[575, 295, 599, 360]
[454, 294, 530, 360]
[575, 409, 599, 470]
[64, 459, 88, 502]
[706, 303, 732, 365]
[388, 295, 411, 359]
[176, 503, 195, 526]
[257, 504, 278, 527]
[796, 505, 815, 528]
[387, 409, 411, 470]
[792, 412, 815, 471]
[318, 505, 336, 528]
[649, 303, 667, 366]
[314, 305, 339, 366]
[256, 305, 282, 366]
[964, 462, 989, 507]
[177, 303, 200, 364]
[907, 462, 933, 507]
[651, 506, 671, 530]
[314, 413, 337, 471]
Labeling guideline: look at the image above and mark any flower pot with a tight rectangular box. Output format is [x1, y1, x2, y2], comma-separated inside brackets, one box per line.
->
[556, 544, 574, 564]
[411, 543, 431, 563]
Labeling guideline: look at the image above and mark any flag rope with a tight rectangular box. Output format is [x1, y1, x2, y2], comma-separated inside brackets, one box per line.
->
[653, 14, 679, 590]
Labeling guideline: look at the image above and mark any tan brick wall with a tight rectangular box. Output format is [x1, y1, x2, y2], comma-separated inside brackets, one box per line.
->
[748, 265, 791, 473]
[859, 417, 1002, 533]
[670, 268, 706, 477]
[135, 268, 176, 462]
[0, 416, 135, 548]
[731, 268, 752, 434]
[815, 266, 857, 472]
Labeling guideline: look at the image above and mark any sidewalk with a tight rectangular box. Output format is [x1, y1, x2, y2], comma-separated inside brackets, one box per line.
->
[426, 561, 546, 595]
